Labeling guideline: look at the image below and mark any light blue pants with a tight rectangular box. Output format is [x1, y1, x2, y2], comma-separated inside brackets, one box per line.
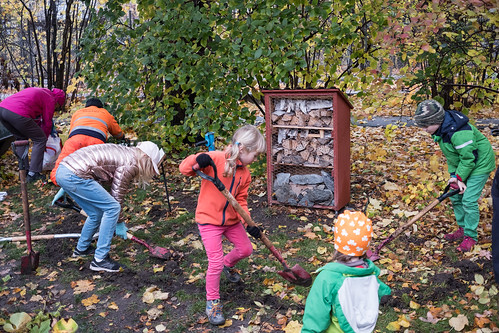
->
[449, 173, 490, 241]
[55, 164, 121, 260]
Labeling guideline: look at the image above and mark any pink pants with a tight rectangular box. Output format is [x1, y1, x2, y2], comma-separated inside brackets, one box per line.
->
[198, 222, 253, 300]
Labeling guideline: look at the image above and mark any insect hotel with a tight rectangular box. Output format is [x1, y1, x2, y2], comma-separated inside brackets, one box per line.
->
[263, 89, 352, 210]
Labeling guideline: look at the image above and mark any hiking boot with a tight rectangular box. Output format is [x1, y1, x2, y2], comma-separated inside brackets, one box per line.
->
[444, 227, 464, 241]
[223, 266, 241, 283]
[457, 236, 476, 252]
[90, 255, 124, 272]
[27, 172, 46, 183]
[206, 299, 225, 325]
[72, 245, 95, 258]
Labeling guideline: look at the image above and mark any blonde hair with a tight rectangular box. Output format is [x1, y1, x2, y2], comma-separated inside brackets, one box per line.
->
[223, 125, 265, 177]
[134, 149, 158, 187]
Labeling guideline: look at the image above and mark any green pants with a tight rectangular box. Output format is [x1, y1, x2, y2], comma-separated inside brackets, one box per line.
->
[449, 173, 490, 241]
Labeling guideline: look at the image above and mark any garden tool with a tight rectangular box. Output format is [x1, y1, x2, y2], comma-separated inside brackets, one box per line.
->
[367, 184, 460, 261]
[12, 140, 40, 274]
[194, 162, 312, 287]
[0, 233, 98, 242]
[195, 132, 215, 151]
[53, 196, 180, 260]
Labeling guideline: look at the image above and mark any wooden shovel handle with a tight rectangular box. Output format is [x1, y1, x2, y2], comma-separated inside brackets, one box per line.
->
[220, 188, 288, 266]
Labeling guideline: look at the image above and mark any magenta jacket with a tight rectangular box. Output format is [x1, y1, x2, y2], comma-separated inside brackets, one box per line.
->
[0, 87, 64, 137]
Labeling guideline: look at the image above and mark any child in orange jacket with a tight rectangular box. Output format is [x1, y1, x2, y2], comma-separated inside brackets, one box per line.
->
[179, 125, 265, 325]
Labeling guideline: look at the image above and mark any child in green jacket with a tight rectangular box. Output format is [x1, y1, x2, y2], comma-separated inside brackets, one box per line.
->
[301, 211, 391, 333]
[414, 99, 495, 252]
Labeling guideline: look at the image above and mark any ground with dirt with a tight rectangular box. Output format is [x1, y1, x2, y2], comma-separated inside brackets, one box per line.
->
[1, 122, 498, 332]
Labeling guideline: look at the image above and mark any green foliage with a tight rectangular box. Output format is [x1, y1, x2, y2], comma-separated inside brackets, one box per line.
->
[79, 0, 389, 152]
[382, 0, 498, 111]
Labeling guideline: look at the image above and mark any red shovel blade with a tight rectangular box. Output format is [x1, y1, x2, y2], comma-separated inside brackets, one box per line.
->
[278, 264, 312, 287]
[366, 249, 380, 262]
[150, 246, 183, 260]
[21, 251, 40, 274]
[129, 235, 182, 260]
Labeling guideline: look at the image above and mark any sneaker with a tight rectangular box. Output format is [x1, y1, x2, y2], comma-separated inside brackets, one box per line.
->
[89, 255, 123, 272]
[27, 172, 46, 183]
[206, 299, 225, 325]
[72, 245, 95, 258]
[457, 236, 476, 252]
[444, 227, 464, 241]
[223, 266, 241, 283]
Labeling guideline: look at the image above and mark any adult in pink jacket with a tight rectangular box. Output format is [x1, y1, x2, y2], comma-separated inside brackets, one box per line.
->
[0, 87, 65, 182]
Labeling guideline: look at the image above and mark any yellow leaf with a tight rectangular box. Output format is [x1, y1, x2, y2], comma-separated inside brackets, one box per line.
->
[398, 316, 410, 328]
[52, 318, 78, 333]
[409, 300, 420, 309]
[108, 302, 119, 310]
[317, 246, 328, 254]
[98, 312, 107, 317]
[429, 155, 440, 172]
[81, 294, 99, 307]
[218, 319, 233, 328]
[300, 216, 308, 221]
[142, 291, 155, 304]
[284, 320, 303, 333]
[71, 279, 95, 294]
[153, 265, 164, 273]
[386, 321, 400, 331]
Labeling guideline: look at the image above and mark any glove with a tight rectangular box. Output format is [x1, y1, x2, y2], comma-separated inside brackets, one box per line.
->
[51, 188, 66, 205]
[196, 153, 213, 169]
[119, 136, 131, 146]
[115, 222, 128, 239]
[246, 225, 262, 239]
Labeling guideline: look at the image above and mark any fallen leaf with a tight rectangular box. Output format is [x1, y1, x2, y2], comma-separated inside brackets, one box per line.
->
[419, 311, 440, 324]
[71, 279, 95, 294]
[147, 308, 163, 320]
[81, 294, 99, 307]
[3, 312, 32, 332]
[108, 302, 119, 310]
[283, 320, 302, 333]
[449, 314, 469, 331]
[219, 319, 233, 328]
[52, 318, 78, 333]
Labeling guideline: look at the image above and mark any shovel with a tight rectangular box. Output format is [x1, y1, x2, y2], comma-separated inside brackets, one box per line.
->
[367, 184, 460, 261]
[194, 163, 312, 287]
[0, 233, 98, 242]
[53, 193, 180, 260]
[12, 140, 40, 274]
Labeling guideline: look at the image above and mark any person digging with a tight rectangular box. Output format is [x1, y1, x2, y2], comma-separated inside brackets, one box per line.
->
[413, 99, 495, 252]
[55, 141, 165, 272]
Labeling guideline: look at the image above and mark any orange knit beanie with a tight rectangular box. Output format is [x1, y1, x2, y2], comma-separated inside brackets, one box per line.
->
[334, 210, 372, 256]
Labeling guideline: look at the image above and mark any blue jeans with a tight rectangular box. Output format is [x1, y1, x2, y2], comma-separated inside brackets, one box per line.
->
[55, 164, 121, 260]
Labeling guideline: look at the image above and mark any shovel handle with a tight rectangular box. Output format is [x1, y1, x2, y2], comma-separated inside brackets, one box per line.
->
[373, 184, 459, 256]
[12, 141, 30, 171]
[439, 184, 460, 201]
[194, 166, 291, 270]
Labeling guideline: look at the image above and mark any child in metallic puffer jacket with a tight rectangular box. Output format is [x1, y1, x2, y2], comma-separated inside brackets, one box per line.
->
[414, 99, 495, 252]
[301, 211, 391, 333]
[55, 141, 164, 273]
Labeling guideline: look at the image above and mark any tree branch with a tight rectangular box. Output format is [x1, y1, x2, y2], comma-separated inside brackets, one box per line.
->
[441, 83, 499, 94]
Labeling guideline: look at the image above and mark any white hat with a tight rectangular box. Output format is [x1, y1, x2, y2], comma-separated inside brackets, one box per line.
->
[137, 141, 165, 174]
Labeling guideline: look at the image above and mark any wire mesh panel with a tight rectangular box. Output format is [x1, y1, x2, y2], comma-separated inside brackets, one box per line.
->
[263, 89, 352, 211]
